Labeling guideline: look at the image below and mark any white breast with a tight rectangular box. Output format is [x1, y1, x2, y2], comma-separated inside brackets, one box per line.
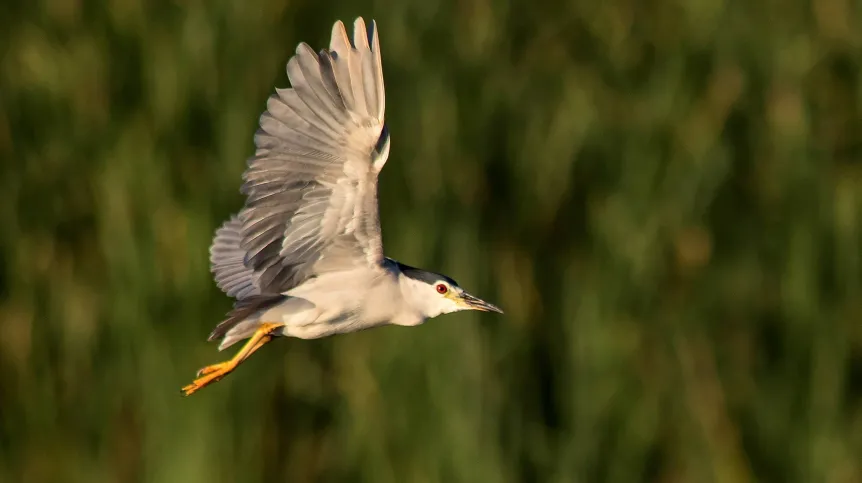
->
[278, 267, 403, 339]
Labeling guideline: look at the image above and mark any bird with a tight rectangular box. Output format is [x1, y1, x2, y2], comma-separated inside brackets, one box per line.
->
[181, 18, 502, 396]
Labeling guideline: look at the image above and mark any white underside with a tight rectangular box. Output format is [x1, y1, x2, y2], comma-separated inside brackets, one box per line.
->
[250, 264, 425, 342]
[217, 260, 434, 350]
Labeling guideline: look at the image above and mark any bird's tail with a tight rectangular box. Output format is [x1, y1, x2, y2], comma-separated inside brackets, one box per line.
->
[209, 295, 288, 350]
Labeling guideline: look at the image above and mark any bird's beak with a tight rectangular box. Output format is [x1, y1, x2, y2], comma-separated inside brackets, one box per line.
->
[458, 292, 504, 314]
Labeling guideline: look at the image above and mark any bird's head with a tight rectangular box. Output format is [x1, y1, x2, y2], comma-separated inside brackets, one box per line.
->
[396, 262, 503, 319]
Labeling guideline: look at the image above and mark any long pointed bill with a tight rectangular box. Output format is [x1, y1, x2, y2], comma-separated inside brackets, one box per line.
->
[459, 292, 504, 313]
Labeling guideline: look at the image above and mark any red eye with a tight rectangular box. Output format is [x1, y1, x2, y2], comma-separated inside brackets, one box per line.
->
[436, 284, 448, 294]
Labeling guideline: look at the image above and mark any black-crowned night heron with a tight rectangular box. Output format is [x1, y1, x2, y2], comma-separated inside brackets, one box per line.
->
[182, 17, 502, 396]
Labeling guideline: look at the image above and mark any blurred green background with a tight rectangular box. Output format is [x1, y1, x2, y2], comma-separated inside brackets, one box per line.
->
[2, 0, 861, 481]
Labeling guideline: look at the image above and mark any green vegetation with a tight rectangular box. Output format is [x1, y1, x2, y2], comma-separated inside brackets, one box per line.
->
[2, 0, 861, 481]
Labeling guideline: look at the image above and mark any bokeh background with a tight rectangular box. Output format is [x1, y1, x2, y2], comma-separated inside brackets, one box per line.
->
[2, 0, 862, 481]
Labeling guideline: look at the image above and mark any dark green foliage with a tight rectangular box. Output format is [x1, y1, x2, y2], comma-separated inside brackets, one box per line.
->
[1, 0, 861, 481]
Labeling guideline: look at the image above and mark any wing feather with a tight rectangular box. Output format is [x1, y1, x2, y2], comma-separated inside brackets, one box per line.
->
[210, 216, 258, 299]
[232, 17, 387, 295]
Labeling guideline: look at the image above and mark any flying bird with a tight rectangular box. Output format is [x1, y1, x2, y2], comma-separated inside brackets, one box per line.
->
[182, 17, 502, 396]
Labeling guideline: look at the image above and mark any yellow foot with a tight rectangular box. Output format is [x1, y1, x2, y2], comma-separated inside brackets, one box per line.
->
[181, 322, 282, 397]
[182, 362, 237, 396]
[196, 362, 229, 377]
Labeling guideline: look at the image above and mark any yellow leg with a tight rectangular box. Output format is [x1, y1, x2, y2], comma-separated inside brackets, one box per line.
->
[181, 322, 282, 396]
[195, 333, 274, 377]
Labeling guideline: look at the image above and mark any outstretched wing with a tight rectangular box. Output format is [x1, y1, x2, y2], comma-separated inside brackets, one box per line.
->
[239, 17, 390, 295]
